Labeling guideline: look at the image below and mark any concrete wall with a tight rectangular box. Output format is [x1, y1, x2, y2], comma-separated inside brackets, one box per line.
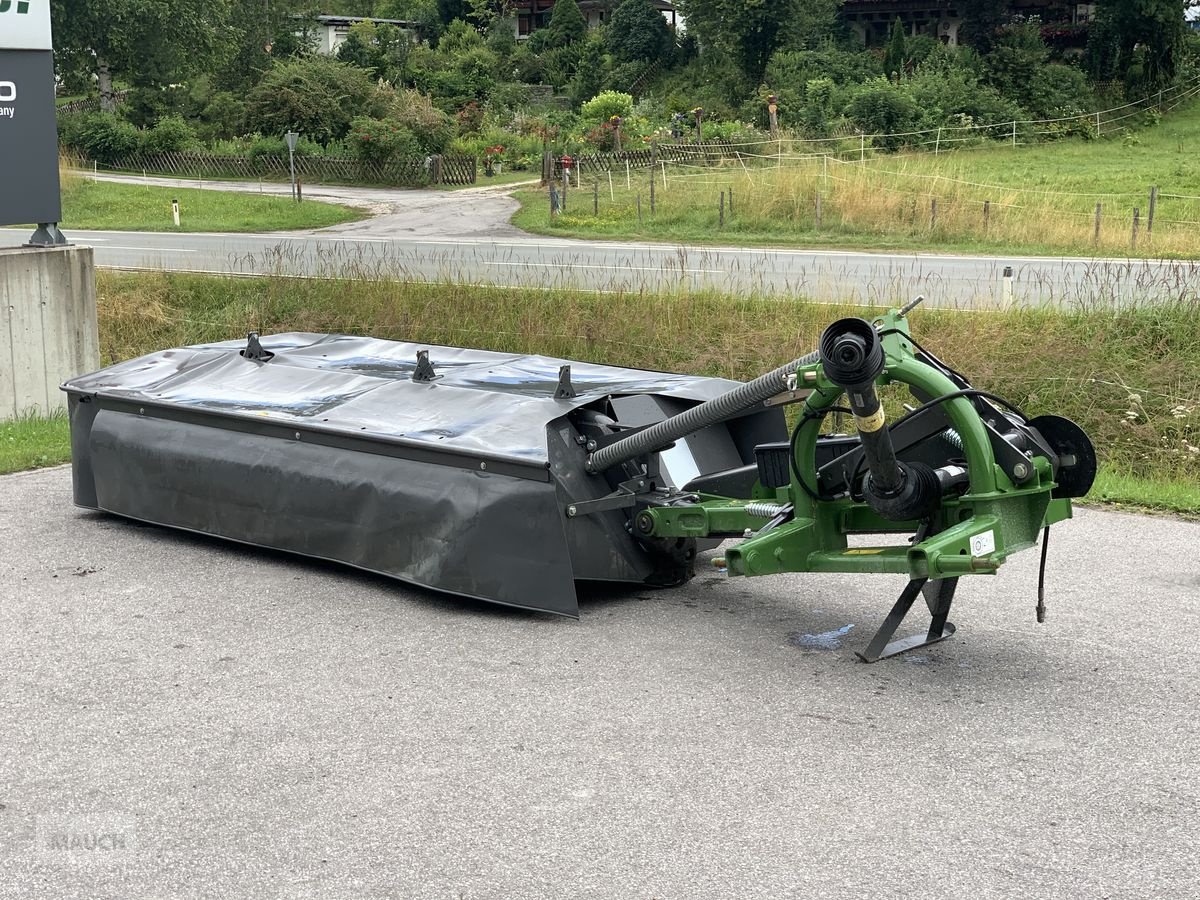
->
[0, 245, 99, 420]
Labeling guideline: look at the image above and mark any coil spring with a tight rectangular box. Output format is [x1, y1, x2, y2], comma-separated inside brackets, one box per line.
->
[745, 501, 788, 519]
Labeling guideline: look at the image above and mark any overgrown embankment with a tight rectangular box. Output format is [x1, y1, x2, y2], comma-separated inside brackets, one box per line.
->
[94, 272, 1199, 493]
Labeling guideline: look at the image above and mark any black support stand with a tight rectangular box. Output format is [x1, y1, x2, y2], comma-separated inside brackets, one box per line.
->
[856, 577, 959, 663]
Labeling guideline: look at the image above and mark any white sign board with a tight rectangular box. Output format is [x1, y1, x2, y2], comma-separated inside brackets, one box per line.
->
[0, 2, 53, 51]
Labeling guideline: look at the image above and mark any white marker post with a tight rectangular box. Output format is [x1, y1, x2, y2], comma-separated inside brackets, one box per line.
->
[172, 198, 180, 227]
[285, 131, 300, 203]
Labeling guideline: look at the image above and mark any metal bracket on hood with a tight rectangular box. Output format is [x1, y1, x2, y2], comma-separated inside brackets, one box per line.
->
[554, 365, 578, 400]
[240, 332, 274, 363]
[412, 350, 440, 383]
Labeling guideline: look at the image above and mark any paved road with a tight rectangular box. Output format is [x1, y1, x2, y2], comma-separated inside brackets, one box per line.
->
[2, 466, 1198, 898]
[8, 174, 1197, 306]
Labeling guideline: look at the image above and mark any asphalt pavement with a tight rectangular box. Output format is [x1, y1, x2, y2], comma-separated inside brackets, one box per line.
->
[7, 173, 1197, 306]
[2, 466, 1198, 899]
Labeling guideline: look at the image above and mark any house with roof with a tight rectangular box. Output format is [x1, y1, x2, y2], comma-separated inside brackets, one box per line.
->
[511, 0, 678, 40]
[311, 15, 420, 54]
[841, 0, 1095, 47]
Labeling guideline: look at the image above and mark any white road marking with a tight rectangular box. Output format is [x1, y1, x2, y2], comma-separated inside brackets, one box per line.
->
[480, 260, 725, 274]
[103, 246, 197, 253]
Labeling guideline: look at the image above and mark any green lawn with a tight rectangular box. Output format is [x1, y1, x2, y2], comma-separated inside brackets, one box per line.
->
[0, 413, 71, 475]
[515, 98, 1200, 258]
[58, 178, 365, 233]
[1088, 469, 1200, 518]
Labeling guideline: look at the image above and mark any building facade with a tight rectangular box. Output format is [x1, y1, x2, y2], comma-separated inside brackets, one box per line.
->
[841, 0, 1095, 48]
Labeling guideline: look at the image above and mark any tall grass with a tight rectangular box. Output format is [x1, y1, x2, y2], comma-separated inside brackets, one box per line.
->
[519, 97, 1200, 257]
[525, 157, 1200, 258]
[94, 271, 1200, 483]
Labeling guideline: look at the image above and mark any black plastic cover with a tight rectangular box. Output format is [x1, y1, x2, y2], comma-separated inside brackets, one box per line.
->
[63, 334, 785, 616]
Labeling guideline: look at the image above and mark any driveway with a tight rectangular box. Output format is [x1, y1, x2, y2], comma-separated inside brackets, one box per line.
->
[2, 466, 1197, 898]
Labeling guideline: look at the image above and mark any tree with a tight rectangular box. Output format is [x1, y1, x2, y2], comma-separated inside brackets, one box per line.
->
[548, 0, 588, 47]
[51, 0, 232, 112]
[1093, 0, 1188, 88]
[466, 0, 516, 31]
[337, 20, 412, 81]
[606, 0, 672, 64]
[958, 0, 1009, 53]
[216, 0, 316, 95]
[378, 0, 444, 40]
[883, 18, 906, 78]
[245, 57, 382, 144]
[569, 34, 608, 104]
[984, 22, 1048, 104]
[674, 0, 839, 81]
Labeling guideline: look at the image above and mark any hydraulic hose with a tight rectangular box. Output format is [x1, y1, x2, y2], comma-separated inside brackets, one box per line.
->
[586, 350, 820, 473]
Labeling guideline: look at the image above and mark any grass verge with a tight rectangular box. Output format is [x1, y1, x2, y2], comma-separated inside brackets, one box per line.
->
[1088, 469, 1200, 518]
[6, 271, 1197, 515]
[0, 413, 71, 475]
[57, 178, 364, 233]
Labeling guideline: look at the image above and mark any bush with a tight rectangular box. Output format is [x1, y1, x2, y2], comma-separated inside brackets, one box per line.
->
[245, 57, 380, 145]
[510, 46, 547, 84]
[802, 78, 837, 134]
[452, 47, 500, 100]
[348, 117, 423, 164]
[571, 36, 610, 106]
[844, 79, 919, 150]
[580, 90, 633, 124]
[385, 88, 453, 153]
[906, 50, 1022, 134]
[247, 134, 322, 161]
[541, 44, 584, 88]
[122, 86, 190, 129]
[199, 92, 247, 141]
[143, 115, 197, 154]
[490, 82, 534, 117]
[438, 19, 484, 55]
[1026, 63, 1093, 120]
[68, 113, 144, 163]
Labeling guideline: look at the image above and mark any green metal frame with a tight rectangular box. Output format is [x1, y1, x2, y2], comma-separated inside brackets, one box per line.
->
[639, 309, 1074, 583]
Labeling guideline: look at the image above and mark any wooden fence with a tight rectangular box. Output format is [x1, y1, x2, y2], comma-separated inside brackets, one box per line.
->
[88, 151, 477, 187]
[56, 91, 130, 116]
[549, 140, 741, 179]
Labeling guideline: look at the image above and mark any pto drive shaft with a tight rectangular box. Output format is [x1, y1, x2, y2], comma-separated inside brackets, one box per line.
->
[819, 318, 943, 521]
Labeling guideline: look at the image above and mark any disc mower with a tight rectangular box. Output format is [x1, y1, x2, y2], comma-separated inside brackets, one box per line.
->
[63, 300, 1095, 661]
